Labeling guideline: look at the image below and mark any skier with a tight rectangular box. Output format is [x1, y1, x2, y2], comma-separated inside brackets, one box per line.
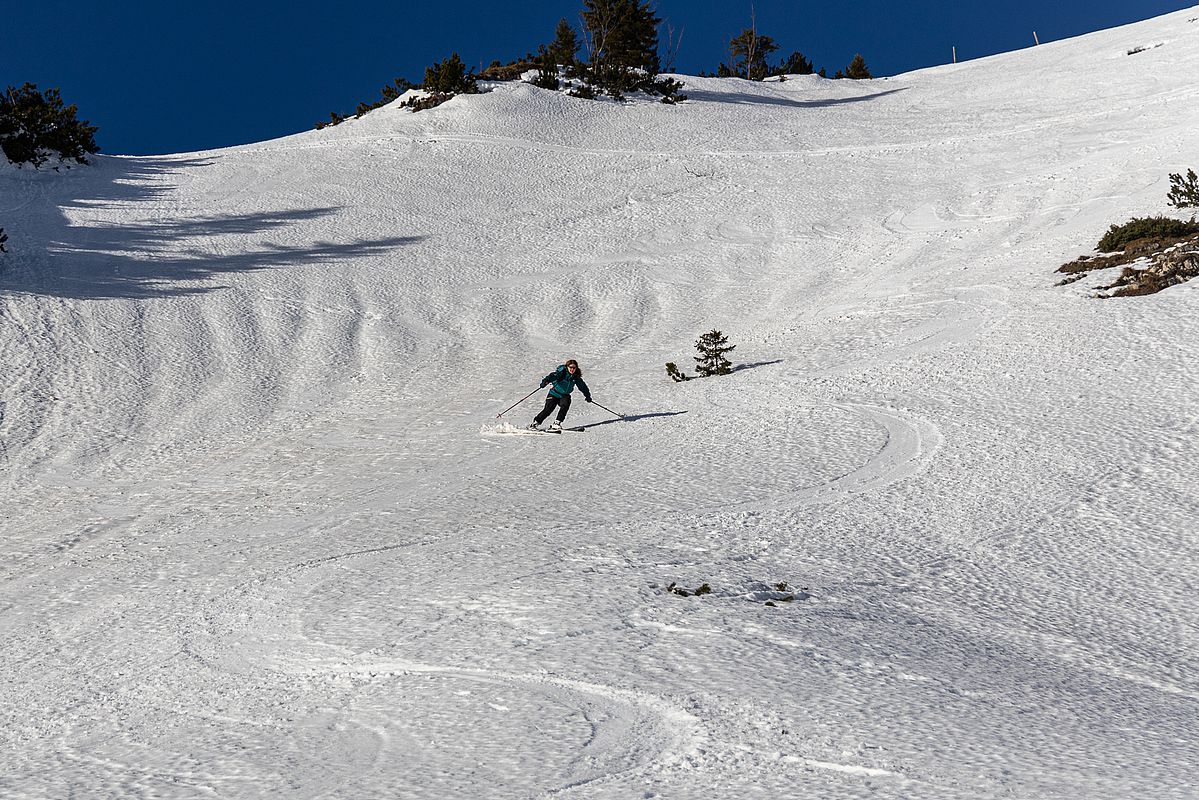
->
[530, 359, 592, 431]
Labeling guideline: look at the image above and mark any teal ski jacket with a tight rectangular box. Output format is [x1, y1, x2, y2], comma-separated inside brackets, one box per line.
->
[541, 365, 591, 400]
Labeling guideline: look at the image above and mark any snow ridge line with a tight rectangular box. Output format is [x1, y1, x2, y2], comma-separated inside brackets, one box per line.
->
[230, 110, 1107, 161]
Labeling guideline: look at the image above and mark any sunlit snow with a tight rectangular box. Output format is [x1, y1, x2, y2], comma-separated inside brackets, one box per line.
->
[2, 8, 1197, 799]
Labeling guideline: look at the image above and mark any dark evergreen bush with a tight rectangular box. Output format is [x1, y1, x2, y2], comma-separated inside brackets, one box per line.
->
[530, 68, 561, 91]
[400, 92, 454, 112]
[424, 53, 478, 95]
[774, 51, 815, 76]
[1097, 216, 1199, 252]
[655, 78, 686, 104]
[1168, 169, 1199, 209]
[0, 83, 99, 168]
[665, 362, 690, 382]
[529, 46, 561, 90]
[834, 54, 873, 79]
[381, 54, 482, 114]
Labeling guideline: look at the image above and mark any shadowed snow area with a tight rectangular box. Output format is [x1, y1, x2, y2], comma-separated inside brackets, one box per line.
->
[3, 8, 1198, 799]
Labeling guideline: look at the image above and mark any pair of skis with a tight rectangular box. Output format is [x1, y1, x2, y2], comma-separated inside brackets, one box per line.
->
[481, 422, 585, 438]
[529, 425, 585, 434]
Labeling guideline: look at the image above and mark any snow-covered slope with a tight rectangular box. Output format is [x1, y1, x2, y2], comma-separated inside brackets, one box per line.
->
[2, 8, 1198, 799]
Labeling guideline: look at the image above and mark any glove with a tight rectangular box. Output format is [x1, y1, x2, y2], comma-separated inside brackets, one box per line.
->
[540, 380, 549, 388]
[584, 396, 593, 403]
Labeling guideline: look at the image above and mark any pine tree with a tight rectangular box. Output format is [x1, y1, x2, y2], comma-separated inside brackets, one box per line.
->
[1167, 168, 1199, 209]
[0, 227, 7, 252]
[0, 83, 99, 168]
[549, 18, 581, 68]
[729, 28, 779, 81]
[581, 0, 661, 96]
[694, 330, 736, 376]
[835, 54, 872, 80]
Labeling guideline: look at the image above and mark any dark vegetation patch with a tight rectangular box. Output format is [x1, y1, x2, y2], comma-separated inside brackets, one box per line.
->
[1058, 174, 1199, 298]
[1, 83, 98, 168]
[1097, 215, 1199, 252]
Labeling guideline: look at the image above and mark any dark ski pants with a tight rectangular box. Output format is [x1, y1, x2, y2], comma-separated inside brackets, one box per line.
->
[535, 393, 571, 424]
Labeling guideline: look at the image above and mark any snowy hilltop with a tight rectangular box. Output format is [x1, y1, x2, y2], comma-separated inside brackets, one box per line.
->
[2, 6, 1198, 799]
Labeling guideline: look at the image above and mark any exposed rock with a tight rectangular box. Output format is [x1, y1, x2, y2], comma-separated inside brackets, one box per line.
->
[1058, 232, 1199, 295]
[1099, 240, 1199, 297]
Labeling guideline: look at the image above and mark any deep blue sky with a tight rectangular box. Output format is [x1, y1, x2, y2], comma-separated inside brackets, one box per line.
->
[4, 1, 1194, 155]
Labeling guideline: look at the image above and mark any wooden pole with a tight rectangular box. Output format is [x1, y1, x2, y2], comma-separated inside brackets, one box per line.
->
[952, 46, 957, 64]
[1033, 31, 1040, 45]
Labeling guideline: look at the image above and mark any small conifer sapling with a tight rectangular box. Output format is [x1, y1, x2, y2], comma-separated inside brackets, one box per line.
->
[694, 329, 736, 376]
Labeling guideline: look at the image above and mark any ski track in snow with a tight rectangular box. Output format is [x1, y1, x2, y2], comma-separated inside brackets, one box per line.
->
[727, 402, 941, 512]
[4, 8, 1199, 799]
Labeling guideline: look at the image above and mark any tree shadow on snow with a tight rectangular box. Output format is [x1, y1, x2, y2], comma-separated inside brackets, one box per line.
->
[580, 410, 689, 430]
[1, 154, 424, 300]
[683, 85, 907, 109]
[731, 359, 783, 373]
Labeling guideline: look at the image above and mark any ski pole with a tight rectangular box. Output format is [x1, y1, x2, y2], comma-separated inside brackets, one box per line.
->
[496, 387, 541, 419]
[590, 399, 624, 419]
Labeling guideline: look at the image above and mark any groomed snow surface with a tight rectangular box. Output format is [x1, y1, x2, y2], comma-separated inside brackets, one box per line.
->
[3, 8, 1198, 799]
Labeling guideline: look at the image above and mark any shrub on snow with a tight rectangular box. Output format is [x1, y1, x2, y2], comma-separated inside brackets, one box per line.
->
[1097, 216, 1199, 252]
[397, 54, 479, 113]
